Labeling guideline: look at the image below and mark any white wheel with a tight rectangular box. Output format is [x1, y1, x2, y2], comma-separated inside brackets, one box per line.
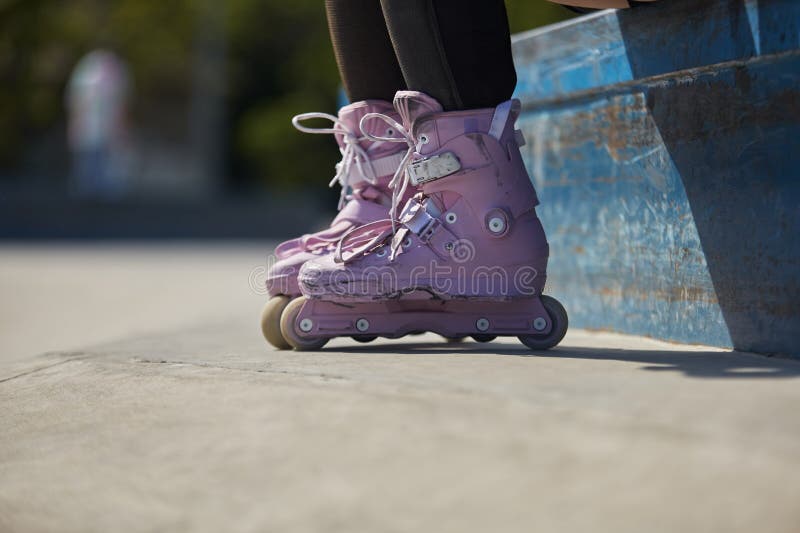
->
[261, 296, 292, 350]
[279, 297, 328, 351]
[518, 296, 568, 350]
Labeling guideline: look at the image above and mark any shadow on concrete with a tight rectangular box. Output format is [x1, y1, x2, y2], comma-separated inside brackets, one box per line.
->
[328, 340, 800, 379]
[527, 346, 800, 379]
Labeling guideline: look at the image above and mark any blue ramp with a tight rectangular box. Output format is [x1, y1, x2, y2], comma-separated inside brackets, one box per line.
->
[512, 0, 800, 355]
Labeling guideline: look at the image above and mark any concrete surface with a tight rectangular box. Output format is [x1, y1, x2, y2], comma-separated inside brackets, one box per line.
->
[1, 243, 799, 533]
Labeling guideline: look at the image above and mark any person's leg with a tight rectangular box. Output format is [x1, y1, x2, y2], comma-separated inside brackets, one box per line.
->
[379, 0, 516, 110]
[325, 0, 405, 102]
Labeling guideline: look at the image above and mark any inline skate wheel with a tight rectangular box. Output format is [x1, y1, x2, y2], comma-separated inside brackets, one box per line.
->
[472, 335, 497, 343]
[352, 335, 378, 343]
[279, 296, 329, 351]
[444, 336, 466, 343]
[518, 295, 568, 350]
[261, 295, 292, 350]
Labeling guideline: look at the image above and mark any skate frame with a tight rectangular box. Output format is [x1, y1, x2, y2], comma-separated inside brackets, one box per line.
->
[292, 297, 554, 340]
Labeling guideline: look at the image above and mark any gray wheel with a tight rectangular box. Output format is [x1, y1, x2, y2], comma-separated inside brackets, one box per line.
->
[279, 297, 328, 351]
[518, 296, 568, 350]
[261, 295, 292, 350]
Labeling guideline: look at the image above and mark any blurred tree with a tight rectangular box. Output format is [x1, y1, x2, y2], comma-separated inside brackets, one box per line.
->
[0, 0, 196, 173]
[506, 0, 573, 34]
[0, 0, 571, 191]
[227, 0, 341, 191]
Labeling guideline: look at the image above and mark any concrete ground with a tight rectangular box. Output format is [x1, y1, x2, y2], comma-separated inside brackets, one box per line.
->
[1, 243, 799, 533]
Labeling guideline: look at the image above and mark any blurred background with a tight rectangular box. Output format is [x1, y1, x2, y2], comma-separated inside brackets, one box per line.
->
[0, 0, 572, 239]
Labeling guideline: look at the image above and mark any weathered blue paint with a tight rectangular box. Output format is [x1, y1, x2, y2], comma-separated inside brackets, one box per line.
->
[517, 93, 732, 348]
[513, 0, 800, 101]
[512, 0, 800, 355]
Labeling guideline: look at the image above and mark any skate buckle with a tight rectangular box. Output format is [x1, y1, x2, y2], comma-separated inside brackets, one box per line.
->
[418, 218, 441, 242]
[408, 152, 461, 186]
[400, 200, 441, 243]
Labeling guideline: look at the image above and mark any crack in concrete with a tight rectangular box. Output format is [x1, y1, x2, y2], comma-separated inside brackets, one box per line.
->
[0, 353, 94, 384]
[132, 357, 351, 383]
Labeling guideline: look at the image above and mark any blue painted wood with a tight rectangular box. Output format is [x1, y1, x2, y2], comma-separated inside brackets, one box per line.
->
[512, 0, 800, 355]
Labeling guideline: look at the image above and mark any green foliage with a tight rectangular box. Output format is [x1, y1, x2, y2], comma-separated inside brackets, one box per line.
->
[227, 0, 340, 189]
[0, 0, 571, 187]
[506, 0, 573, 34]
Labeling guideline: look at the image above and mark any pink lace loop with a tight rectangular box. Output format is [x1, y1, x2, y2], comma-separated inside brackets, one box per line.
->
[334, 219, 394, 264]
[292, 111, 378, 210]
[359, 112, 416, 233]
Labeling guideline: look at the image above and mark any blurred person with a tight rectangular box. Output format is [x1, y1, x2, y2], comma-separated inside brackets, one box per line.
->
[65, 49, 132, 199]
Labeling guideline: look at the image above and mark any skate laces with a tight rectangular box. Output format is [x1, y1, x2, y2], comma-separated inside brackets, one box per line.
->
[292, 112, 379, 210]
[359, 112, 416, 233]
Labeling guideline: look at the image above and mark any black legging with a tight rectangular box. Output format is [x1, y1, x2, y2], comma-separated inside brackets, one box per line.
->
[325, 0, 517, 111]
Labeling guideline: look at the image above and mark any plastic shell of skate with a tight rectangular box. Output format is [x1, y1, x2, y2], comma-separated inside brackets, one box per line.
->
[284, 91, 569, 352]
[279, 294, 568, 351]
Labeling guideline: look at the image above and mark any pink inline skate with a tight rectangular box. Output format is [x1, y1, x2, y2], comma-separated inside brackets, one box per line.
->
[279, 91, 568, 351]
[261, 100, 409, 349]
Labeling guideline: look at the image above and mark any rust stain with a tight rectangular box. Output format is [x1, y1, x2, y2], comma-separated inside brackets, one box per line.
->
[595, 285, 719, 304]
[550, 92, 660, 163]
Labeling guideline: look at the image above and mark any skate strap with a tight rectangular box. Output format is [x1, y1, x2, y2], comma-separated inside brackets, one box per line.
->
[275, 184, 397, 258]
[397, 199, 441, 241]
[334, 219, 394, 264]
[273, 225, 345, 258]
[369, 151, 406, 179]
[273, 237, 303, 259]
[489, 99, 526, 147]
[333, 195, 392, 226]
[392, 198, 459, 260]
[333, 198, 462, 263]
[301, 220, 354, 252]
[407, 152, 462, 186]
[329, 147, 407, 211]
[488, 99, 521, 141]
